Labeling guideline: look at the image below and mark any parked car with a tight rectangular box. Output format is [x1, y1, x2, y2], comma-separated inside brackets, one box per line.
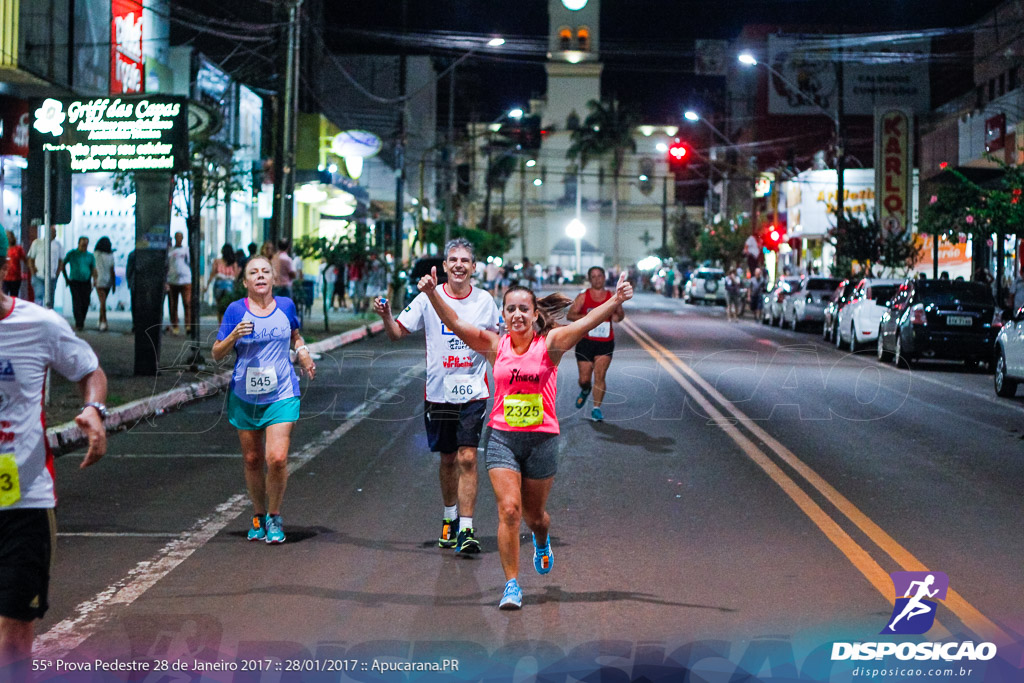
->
[995, 305, 1024, 396]
[405, 257, 447, 303]
[761, 276, 802, 326]
[877, 279, 1000, 369]
[781, 277, 843, 331]
[822, 279, 856, 342]
[835, 278, 901, 351]
[684, 268, 727, 305]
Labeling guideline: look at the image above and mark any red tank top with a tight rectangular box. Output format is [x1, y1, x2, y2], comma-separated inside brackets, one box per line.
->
[581, 288, 614, 341]
[489, 334, 560, 434]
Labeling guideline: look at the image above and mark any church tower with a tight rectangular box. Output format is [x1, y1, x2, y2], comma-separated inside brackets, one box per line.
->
[543, 0, 603, 131]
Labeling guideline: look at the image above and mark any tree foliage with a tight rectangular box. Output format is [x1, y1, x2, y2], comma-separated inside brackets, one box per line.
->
[421, 221, 513, 261]
[693, 218, 749, 267]
[918, 161, 1024, 242]
[828, 215, 922, 278]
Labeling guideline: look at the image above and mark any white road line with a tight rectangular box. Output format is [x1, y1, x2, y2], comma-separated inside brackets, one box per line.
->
[61, 453, 240, 459]
[33, 373, 413, 660]
[57, 532, 181, 538]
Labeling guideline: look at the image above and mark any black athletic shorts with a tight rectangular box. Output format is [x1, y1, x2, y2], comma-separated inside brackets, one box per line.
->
[424, 400, 488, 454]
[0, 508, 55, 621]
[574, 337, 615, 363]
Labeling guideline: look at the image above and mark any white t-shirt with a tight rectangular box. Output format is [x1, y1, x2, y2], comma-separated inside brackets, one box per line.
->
[27, 238, 63, 277]
[167, 245, 191, 285]
[0, 298, 99, 509]
[397, 285, 500, 404]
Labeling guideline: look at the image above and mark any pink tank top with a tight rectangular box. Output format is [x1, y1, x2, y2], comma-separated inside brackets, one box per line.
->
[489, 334, 559, 434]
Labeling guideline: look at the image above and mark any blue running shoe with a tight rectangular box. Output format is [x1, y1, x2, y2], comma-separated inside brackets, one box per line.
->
[455, 527, 481, 554]
[591, 407, 604, 422]
[265, 514, 286, 544]
[532, 533, 553, 574]
[247, 514, 266, 542]
[575, 386, 591, 409]
[499, 578, 522, 610]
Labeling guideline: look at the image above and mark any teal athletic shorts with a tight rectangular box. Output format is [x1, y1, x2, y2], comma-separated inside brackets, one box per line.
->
[227, 394, 301, 431]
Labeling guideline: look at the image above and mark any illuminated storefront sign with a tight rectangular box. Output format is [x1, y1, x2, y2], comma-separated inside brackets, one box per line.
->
[111, 0, 144, 94]
[875, 108, 913, 232]
[30, 96, 188, 173]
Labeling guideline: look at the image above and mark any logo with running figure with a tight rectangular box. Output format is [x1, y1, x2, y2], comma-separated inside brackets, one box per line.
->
[882, 571, 949, 635]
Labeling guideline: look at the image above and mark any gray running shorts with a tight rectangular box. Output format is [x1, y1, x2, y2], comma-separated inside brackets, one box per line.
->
[485, 428, 560, 479]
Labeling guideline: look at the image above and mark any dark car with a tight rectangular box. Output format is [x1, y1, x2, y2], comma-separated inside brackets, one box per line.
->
[405, 257, 447, 303]
[822, 279, 856, 342]
[876, 279, 1002, 369]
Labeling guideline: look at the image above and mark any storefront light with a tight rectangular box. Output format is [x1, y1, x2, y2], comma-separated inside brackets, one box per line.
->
[295, 184, 328, 204]
[344, 156, 363, 180]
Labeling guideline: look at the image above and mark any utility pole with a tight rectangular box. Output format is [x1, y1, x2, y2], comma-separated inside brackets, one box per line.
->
[444, 63, 455, 244]
[661, 174, 668, 251]
[274, 0, 303, 245]
[394, 0, 408, 265]
[835, 55, 845, 235]
[519, 155, 528, 262]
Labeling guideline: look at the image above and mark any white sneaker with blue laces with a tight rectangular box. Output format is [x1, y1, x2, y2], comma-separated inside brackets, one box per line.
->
[499, 578, 522, 610]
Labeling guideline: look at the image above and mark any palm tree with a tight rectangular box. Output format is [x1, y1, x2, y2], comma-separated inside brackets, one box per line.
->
[567, 98, 640, 268]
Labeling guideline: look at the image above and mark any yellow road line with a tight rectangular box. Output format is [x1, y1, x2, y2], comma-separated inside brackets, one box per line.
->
[622, 319, 1010, 647]
[620, 319, 962, 638]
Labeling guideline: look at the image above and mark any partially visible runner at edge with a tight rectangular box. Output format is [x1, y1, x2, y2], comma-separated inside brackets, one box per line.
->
[373, 238, 500, 554]
[0, 228, 109, 679]
[567, 266, 625, 422]
[418, 267, 633, 609]
[212, 256, 316, 545]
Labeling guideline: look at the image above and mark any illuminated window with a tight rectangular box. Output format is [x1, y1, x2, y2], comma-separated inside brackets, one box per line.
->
[559, 27, 572, 51]
[577, 27, 590, 52]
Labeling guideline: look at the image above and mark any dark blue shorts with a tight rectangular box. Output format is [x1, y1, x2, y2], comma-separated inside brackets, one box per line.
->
[424, 400, 487, 454]
[0, 508, 55, 621]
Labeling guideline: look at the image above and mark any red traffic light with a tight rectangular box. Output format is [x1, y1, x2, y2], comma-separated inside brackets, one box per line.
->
[763, 225, 785, 251]
[667, 141, 690, 167]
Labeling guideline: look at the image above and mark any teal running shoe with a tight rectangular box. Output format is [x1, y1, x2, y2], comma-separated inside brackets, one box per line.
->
[265, 514, 286, 544]
[499, 578, 522, 610]
[246, 514, 266, 542]
[455, 527, 481, 554]
[591, 407, 604, 422]
[532, 533, 553, 574]
[575, 386, 591, 409]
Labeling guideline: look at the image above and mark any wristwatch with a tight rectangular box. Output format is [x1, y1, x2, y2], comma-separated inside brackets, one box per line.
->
[83, 401, 108, 421]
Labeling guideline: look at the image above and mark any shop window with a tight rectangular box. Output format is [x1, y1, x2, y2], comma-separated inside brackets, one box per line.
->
[577, 27, 590, 52]
[559, 27, 572, 51]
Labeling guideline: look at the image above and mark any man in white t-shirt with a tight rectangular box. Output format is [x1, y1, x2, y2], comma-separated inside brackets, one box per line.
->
[0, 229, 108, 675]
[26, 226, 63, 307]
[373, 238, 500, 554]
[166, 231, 192, 335]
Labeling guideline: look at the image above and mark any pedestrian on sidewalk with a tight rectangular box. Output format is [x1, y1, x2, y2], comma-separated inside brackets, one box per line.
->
[166, 231, 192, 335]
[26, 226, 62, 307]
[418, 267, 633, 610]
[725, 266, 743, 322]
[567, 266, 625, 422]
[0, 228, 109, 677]
[3, 230, 26, 298]
[373, 238, 500, 554]
[62, 236, 97, 332]
[212, 256, 316, 545]
[206, 243, 241, 325]
[272, 239, 297, 300]
[93, 237, 116, 332]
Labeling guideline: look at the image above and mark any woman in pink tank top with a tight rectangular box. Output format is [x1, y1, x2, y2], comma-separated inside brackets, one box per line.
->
[418, 267, 633, 610]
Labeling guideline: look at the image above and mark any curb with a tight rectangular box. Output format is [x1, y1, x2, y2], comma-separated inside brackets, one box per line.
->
[47, 320, 386, 454]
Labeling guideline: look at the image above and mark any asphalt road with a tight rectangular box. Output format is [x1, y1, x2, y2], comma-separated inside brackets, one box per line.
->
[29, 294, 1024, 682]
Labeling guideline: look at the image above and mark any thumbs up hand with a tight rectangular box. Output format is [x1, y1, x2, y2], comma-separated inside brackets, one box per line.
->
[614, 272, 633, 303]
[418, 266, 439, 294]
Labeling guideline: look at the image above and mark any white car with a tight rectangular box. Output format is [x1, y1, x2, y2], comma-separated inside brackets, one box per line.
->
[781, 277, 843, 331]
[995, 305, 1024, 396]
[835, 278, 902, 351]
[685, 268, 727, 305]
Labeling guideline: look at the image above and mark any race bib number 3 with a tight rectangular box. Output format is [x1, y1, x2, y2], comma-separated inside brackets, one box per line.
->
[0, 454, 21, 508]
[443, 374, 487, 403]
[245, 367, 279, 395]
[588, 321, 611, 339]
[503, 394, 544, 428]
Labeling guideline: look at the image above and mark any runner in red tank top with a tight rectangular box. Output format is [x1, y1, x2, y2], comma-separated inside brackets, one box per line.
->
[418, 267, 633, 610]
[567, 267, 625, 422]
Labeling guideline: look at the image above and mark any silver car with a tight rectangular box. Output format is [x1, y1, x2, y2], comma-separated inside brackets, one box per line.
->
[782, 277, 843, 331]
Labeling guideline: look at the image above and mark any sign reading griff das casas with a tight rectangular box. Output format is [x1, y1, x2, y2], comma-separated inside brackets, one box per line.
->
[29, 95, 189, 173]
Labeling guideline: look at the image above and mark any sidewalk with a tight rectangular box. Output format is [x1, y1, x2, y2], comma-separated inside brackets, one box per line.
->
[45, 299, 385, 453]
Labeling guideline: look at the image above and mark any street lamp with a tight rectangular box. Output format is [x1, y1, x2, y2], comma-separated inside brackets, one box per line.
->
[738, 51, 844, 228]
[482, 106, 526, 233]
[684, 109, 740, 224]
[566, 217, 586, 275]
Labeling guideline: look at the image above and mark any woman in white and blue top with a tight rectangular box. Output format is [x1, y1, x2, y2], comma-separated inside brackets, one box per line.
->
[212, 256, 316, 544]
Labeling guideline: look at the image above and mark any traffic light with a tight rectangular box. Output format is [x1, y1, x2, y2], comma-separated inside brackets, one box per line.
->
[763, 224, 784, 251]
[667, 140, 691, 169]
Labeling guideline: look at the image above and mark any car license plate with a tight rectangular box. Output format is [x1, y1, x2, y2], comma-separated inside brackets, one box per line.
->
[946, 315, 972, 326]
